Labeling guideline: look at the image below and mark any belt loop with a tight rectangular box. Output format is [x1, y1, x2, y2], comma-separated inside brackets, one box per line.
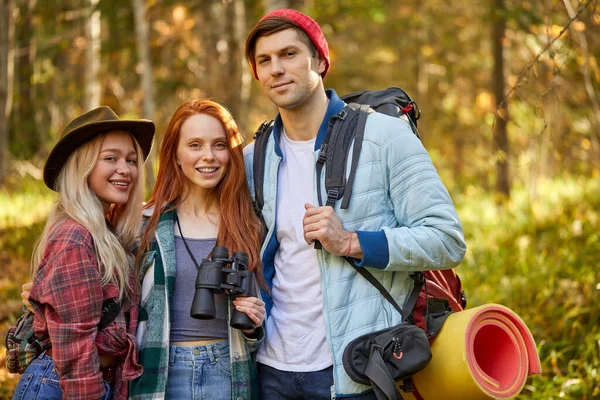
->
[207, 343, 216, 364]
[168, 345, 176, 365]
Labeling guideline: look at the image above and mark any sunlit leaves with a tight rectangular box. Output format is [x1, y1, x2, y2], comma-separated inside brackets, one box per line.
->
[457, 177, 600, 398]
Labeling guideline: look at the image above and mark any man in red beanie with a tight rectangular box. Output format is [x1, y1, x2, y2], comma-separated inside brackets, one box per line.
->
[243, 8, 466, 400]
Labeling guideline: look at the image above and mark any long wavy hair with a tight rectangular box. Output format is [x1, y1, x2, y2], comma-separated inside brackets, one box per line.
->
[137, 99, 265, 286]
[32, 132, 145, 302]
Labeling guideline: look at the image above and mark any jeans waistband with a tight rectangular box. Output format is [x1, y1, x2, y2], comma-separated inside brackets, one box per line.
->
[168, 339, 229, 364]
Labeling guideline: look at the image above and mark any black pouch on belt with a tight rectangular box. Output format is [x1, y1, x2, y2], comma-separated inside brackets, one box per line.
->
[342, 322, 431, 400]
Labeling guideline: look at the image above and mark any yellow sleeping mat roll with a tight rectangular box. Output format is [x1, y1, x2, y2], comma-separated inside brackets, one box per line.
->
[402, 304, 541, 400]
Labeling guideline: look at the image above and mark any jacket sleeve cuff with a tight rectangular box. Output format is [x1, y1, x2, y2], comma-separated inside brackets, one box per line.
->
[354, 230, 389, 269]
[244, 326, 265, 353]
[243, 326, 263, 340]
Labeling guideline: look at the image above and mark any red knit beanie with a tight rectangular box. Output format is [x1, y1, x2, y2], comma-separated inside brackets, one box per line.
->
[250, 9, 330, 79]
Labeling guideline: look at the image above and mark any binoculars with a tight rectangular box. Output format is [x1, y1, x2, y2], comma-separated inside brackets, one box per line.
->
[190, 246, 256, 330]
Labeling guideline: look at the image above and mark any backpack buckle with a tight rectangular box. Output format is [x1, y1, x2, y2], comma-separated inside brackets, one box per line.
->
[400, 378, 415, 393]
[30, 338, 45, 353]
[400, 104, 414, 114]
[327, 189, 339, 200]
[326, 189, 339, 207]
[254, 120, 272, 139]
[318, 145, 327, 163]
[410, 271, 425, 284]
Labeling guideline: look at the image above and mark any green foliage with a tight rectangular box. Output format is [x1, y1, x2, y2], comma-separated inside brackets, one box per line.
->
[457, 178, 600, 399]
[0, 175, 54, 230]
[0, 176, 50, 394]
[0, 220, 45, 264]
[0, 176, 48, 308]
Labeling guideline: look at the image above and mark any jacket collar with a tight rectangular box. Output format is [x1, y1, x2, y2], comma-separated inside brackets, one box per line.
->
[142, 203, 176, 220]
[271, 89, 346, 155]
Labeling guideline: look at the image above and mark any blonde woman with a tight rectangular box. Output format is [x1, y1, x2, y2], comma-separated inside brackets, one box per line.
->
[12, 107, 154, 400]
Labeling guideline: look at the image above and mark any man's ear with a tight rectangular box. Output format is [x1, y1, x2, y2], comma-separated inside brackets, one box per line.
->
[317, 55, 326, 75]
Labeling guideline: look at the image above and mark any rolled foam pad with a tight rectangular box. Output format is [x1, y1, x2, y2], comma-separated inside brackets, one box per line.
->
[403, 304, 541, 400]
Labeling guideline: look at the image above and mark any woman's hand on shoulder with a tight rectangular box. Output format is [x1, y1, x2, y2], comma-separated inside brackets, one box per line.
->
[21, 281, 34, 312]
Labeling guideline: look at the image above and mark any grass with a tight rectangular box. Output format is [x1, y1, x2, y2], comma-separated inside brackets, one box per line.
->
[0, 176, 52, 397]
[0, 175, 55, 228]
[0, 175, 598, 398]
[457, 177, 600, 399]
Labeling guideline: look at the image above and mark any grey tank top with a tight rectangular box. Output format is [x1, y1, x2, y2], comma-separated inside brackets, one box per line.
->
[170, 236, 228, 341]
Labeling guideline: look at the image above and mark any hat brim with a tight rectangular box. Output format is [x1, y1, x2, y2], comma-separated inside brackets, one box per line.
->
[44, 119, 155, 191]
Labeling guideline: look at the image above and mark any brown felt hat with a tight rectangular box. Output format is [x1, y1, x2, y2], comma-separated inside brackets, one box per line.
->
[44, 106, 155, 191]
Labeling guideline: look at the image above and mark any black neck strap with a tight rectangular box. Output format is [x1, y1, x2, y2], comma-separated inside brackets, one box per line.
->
[174, 212, 203, 271]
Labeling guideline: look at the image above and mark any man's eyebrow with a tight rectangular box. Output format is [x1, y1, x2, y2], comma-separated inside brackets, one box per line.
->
[256, 45, 299, 59]
[278, 45, 299, 54]
[255, 50, 270, 59]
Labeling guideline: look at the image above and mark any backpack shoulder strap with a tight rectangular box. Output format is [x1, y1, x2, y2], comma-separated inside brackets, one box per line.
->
[341, 104, 370, 209]
[315, 103, 372, 210]
[316, 108, 348, 207]
[346, 257, 423, 321]
[316, 103, 368, 209]
[252, 120, 274, 226]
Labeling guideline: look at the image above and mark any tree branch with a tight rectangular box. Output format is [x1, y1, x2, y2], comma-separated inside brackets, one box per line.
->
[498, 0, 595, 111]
[562, 0, 600, 158]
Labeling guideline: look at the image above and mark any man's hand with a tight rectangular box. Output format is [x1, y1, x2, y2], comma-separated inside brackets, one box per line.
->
[21, 281, 34, 312]
[303, 203, 362, 258]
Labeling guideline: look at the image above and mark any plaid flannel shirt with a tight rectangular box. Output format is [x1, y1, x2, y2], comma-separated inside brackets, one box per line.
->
[30, 218, 143, 400]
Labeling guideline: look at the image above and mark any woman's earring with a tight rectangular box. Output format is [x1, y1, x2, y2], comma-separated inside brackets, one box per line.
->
[176, 159, 181, 166]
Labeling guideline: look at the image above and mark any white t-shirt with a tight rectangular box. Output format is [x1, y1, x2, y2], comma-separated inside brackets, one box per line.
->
[256, 129, 333, 371]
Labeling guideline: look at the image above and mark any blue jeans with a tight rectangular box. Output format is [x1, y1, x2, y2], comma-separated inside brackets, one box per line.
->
[12, 355, 112, 400]
[257, 363, 377, 400]
[166, 340, 231, 400]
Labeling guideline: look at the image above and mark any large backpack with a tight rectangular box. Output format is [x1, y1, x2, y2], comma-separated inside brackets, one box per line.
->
[251, 87, 466, 340]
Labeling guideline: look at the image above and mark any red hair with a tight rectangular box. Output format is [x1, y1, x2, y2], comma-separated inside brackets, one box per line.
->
[137, 100, 265, 287]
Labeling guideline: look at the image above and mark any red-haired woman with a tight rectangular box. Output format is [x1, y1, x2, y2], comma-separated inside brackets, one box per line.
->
[128, 100, 266, 400]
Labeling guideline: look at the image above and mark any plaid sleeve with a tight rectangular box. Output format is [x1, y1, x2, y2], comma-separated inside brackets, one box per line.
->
[36, 241, 106, 399]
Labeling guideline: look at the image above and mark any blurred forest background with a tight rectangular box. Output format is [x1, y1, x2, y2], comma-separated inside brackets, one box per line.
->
[0, 0, 599, 398]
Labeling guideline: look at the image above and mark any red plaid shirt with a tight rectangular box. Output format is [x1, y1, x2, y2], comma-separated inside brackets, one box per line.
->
[30, 219, 142, 400]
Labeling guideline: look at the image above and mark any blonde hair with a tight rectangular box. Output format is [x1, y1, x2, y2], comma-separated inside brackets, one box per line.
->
[32, 132, 145, 301]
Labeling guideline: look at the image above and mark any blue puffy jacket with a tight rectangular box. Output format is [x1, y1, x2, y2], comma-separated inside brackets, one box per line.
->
[243, 89, 466, 397]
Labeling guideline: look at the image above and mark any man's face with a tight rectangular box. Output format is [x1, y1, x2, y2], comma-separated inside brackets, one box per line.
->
[254, 28, 325, 110]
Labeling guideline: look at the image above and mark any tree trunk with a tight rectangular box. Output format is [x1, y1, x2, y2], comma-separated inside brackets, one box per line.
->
[415, 1, 429, 138]
[196, 3, 216, 98]
[12, 0, 38, 158]
[491, 0, 510, 199]
[0, 0, 14, 185]
[231, 0, 251, 132]
[132, 0, 156, 190]
[84, 0, 101, 110]
[204, 0, 246, 131]
[265, 0, 287, 11]
[264, 0, 305, 11]
[221, 2, 238, 117]
[562, 0, 600, 162]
